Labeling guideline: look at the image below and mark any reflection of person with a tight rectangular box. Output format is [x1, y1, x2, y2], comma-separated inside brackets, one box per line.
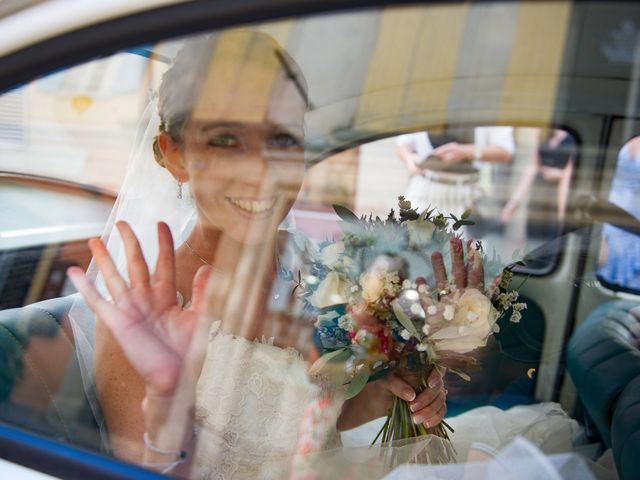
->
[598, 136, 640, 290]
[396, 127, 514, 218]
[500, 129, 576, 238]
[66, 32, 447, 478]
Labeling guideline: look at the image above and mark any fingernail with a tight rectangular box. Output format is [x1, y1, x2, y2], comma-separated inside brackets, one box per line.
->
[409, 402, 420, 413]
[424, 420, 430, 428]
[412, 414, 424, 425]
[428, 379, 437, 388]
[404, 390, 416, 402]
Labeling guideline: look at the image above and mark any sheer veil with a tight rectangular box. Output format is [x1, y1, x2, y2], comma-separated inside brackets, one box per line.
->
[68, 91, 196, 448]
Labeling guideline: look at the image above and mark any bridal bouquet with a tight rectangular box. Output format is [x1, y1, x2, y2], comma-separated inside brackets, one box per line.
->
[293, 197, 525, 461]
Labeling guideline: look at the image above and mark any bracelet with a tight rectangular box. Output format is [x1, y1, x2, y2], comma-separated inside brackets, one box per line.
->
[143, 459, 186, 475]
[143, 432, 187, 460]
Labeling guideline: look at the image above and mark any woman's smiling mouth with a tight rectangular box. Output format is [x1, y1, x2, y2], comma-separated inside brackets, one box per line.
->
[226, 196, 278, 216]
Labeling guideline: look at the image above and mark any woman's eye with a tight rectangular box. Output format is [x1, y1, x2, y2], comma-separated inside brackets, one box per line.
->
[208, 133, 240, 148]
[268, 133, 301, 149]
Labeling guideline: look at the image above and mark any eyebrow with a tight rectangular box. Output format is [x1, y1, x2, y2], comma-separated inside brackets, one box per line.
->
[199, 122, 245, 131]
[199, 122, 303, 133]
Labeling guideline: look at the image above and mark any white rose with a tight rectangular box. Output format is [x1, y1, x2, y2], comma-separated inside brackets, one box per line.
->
[320, 242, 345, 268]
[360, 272, 385, 304]
[430, 288, 498, 353]
[309, 271, 349, 308]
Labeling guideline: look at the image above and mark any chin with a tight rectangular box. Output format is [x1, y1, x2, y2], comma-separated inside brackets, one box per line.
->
[229, 217, 285, 246]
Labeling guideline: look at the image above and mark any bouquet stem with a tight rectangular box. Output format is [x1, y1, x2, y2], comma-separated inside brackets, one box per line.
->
[372, 368, 457, 464]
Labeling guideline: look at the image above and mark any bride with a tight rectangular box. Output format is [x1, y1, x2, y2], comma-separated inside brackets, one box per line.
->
[66, 30, 449, 479]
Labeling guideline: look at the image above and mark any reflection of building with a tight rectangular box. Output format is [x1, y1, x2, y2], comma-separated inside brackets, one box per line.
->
[0, 52, 166, 191]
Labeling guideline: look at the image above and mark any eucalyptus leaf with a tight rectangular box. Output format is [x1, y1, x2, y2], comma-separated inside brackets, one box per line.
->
[345, 365, 371, 399]
[309, 347, 350, 375]
[448, 367, 471, 381]
[333, 204, 360, 224]
[391, 299, 419, 337]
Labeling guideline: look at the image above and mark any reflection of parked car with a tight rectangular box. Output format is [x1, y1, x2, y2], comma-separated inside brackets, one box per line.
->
[0, 1, 639, 479]
[0, 173, 115, 308]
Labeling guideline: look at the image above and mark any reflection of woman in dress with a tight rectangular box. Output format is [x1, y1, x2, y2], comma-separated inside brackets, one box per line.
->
[500, 129, 576, 238]
[66, 31, 447, 479]
[396, 128, 514, 219]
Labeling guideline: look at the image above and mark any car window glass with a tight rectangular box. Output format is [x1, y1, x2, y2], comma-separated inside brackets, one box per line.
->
[0, 2, 637, 479]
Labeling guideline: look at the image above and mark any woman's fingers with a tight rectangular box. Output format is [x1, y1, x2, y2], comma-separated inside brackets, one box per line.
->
[450, 237, 467, 290]
[467, 242, 485, 289]
[88, 237, 129, 302]
[426, 364, 444, 387]
[116, 221, 150, 289]
[152, 222, 177, 295]
[67, 266, 120, 327]
[431, 252, 448, 292]
[415, 277, 434, 309]
[411, 388, 447, 427]
[381, 372, 417, 402]
[189, 265, 214, 313]
[422, 396, 447, 428]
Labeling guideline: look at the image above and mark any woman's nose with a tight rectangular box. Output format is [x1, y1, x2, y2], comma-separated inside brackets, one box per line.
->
[237, 145, 272, 184]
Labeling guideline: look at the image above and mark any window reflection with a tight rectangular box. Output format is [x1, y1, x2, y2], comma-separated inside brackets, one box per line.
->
[598, 135, 640, 292]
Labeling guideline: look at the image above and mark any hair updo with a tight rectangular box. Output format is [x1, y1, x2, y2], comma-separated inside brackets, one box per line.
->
[151, 31, 308, 167]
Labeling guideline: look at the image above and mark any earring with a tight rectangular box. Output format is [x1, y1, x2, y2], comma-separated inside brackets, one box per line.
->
[177, 181, 183, 200]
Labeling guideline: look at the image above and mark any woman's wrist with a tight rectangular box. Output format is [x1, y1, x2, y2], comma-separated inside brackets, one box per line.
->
[142, 390, 195, 452]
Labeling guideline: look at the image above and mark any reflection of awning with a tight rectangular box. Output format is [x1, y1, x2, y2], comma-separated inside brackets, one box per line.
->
[147, 1, 637, 161]
[256, 2, 573, 162]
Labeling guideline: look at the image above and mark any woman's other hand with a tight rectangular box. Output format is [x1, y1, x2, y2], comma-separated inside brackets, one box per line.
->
[68, 221, 213, 400]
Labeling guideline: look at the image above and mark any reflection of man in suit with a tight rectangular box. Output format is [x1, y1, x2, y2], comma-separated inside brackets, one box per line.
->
[396, 127, 514, 218]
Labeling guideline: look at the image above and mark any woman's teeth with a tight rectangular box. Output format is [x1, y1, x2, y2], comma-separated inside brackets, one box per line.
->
[228, 197, 277, 213]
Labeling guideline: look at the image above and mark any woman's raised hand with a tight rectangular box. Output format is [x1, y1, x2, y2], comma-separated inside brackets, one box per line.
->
[67, 221, 213, 399]
[430, 236, 484, 296]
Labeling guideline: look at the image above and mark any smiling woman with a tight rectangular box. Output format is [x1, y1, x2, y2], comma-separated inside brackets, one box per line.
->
[66, 31, 315, 474]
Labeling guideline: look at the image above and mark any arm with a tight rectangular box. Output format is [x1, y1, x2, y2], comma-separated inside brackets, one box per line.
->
[557, 158, 573, 221]
[68, 222, 212, 475]
[501, 151, 540, 223]
[396, 142, 424, 177]
[95, 319, 146, 463]
[475, 144, 513, 163]
[431, 142, 513, 165]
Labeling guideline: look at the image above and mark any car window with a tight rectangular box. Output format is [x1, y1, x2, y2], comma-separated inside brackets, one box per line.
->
[0, 2, 638, 479]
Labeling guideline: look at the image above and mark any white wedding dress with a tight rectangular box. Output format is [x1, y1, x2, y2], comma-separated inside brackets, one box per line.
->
[191, 321, 341, 480]
[190, 322, 614, 480]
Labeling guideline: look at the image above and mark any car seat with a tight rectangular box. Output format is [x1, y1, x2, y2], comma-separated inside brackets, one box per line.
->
[0, 295, 102, 450]
[567, 299, 640, 480]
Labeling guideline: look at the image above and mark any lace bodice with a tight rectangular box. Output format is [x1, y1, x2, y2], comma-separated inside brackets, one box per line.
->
[191, 321, 341, 480]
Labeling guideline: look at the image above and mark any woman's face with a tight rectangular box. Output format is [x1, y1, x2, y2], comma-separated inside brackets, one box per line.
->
[179, 67, 306, 245]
